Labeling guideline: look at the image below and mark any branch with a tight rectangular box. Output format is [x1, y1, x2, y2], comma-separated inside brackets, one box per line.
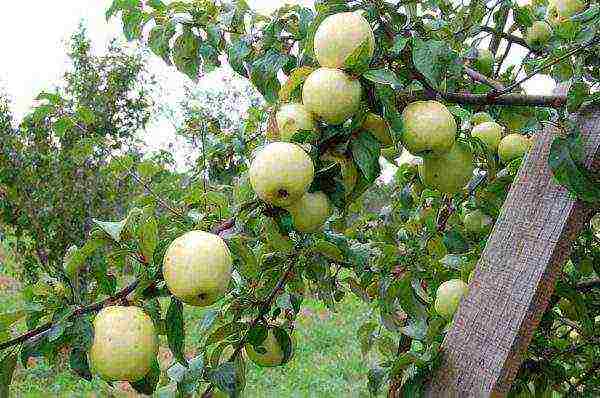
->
[464, 66, 505, 91]
[129, 171, 189, 222]
[398, 91, 566, 108]
[576, 278, 600, 291]
[478, 26, 531, 51]
[0, 277, 147, 351]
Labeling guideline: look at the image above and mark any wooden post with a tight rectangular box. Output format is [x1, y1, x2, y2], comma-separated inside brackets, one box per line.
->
[426, 105, 600, 397]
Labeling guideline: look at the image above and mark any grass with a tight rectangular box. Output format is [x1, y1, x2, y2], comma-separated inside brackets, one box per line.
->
[1, 271, 376, 397]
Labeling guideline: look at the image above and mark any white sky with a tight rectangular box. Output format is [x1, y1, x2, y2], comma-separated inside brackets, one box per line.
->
[0, 0, 552, 164]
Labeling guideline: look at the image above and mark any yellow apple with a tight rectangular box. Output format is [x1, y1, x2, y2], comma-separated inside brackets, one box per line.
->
[314, 11, 375, 69]
[471, 112, 494, 126]
[498, 134, 531, 163]
[401, 101, 457, 155]
[89, 306, 158, 382]
[302, 67, 361, 125]
[245, 329, 288, 367]
[526, 21, 552, 47]
[419, 143, 474, 194]
[472, 121, 503, 151]
[163, 231, 233, 306]
[249, 142, 315, 207]
[362, 113, 393, 147]
[275, 103, 317, 141]
[434, 279, 469, 319]
[285, 191, 331, 233]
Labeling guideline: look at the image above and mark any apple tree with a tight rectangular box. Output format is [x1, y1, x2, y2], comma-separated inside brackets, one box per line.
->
[1, 0, 600, 397]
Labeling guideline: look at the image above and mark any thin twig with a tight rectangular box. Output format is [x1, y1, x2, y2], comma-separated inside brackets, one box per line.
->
[129, 171, 188, 222]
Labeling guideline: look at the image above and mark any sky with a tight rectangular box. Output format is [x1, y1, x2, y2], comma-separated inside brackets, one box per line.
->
[0, 0, 553, 163]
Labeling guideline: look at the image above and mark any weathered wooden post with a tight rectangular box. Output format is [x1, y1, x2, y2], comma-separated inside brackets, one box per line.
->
[426, 105, 600, 397]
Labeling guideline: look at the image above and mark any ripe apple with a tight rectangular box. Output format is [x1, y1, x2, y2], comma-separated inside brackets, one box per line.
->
[163, 231, 233, 306]
[548, 0, 585, 19]
[472, 121, 503, 151]
[435, 279, 469, 319]
[285, 191, 331, 233]
[401, 101, 457, 155]
[249, 142, 315, 207]
[274, 103, 317, 141]
[313, 11, 375, 69]
[245, 329, 288, 367]
[463, 210, 493, 234]
[498, 134, 531, 163]
[302, 67, 361, 125]
[418, 143, 474, 194]
[472, 48, 495, 76]
[526, 21, 553, 48]
[362, 113, 393, 147]
[89, 306, 158, 382]
[471, 112, 494, 126]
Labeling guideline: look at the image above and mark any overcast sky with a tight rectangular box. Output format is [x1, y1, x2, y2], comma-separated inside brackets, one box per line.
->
[0, 0, 552, 159]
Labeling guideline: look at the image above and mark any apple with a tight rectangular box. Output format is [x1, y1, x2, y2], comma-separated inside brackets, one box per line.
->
[245, 329, 288, 367]
[313, 11, 375, 69]
[302, 67, 361, 125]
[401, 101, 457, 155]
[463, 210, 493, 234]
[89, 306, 158, 382]
[274, 103, 317, 141]
[568, 329, 581, 343]
[435, 279, 469, 319]
[548, 0, 585, 19]
[471, 112, 494, 126]
[362, 113, 393, 147]
[498, 134, 531, 163]
[249, 142, 314, 207]
[472, 48, 495, 76]
[526, 21, 553, 48]
[418, 143, 474, 194]
[163, 231, 233, 306]
[285, 191, 331, 233]
[472, 121, 503, 151]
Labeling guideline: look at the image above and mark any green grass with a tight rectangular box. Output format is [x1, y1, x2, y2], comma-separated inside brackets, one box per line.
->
[1, 275, 375, 397]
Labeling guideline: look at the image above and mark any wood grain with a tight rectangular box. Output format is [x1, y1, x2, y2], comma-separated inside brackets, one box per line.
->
[425, 105, 600, 397]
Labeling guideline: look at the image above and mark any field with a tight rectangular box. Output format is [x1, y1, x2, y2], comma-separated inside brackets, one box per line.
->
[0, 267, 374, 398]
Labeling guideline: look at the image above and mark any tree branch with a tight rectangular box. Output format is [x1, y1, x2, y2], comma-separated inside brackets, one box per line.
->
[398, 91, 566, 108]
[576, 278, 600, 291]
[478, 26, 531, 51]
[464, 66, 505, 91]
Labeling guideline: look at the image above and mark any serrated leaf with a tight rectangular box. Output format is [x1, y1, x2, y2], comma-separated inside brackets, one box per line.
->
[139, 216, 158, 263]
[166, 298, 187, 366]
[351, 131, 381, 183]
[412, 38, 458, 89]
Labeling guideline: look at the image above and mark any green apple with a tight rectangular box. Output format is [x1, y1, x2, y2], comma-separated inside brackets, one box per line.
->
[274, 103, 317, 141]
[472, 121, 503, 151]
[548, 0, 585, 19]
[313, 11, 375, 69]
[498, 134, 531, 163]
[89, 306, 158, 382]
[463, 210, 493, 234]
[249, 142, 314, 207]
[526, 21, 553, 48]
[471, 112, 494, 126]
[362, 113, 393, 147]
[163, 231, 233, 306]
[285, 191, 331, 233]
[302, 67, 361, 125]
[419, 143, 474, 194]
[434, 279, 469, 319]
[401, 101, 457, 155]
[472, 48, 495, 76]
[568, 329, 581, 343]
[245, 329, 289, 367]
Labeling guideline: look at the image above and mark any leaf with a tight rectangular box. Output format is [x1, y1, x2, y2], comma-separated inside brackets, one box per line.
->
[549, 132, 600, 204]
[173, 29, 201, 81]
[363, 68, 403, 90]
[350, 131, 381, 183]
[92, 218, 127, 242]
[130, 358, 160, 395]
[250, 50, 289, 103]
[148, 23, 177, 65]
[178, 355, 204, 394]
[263, 219, 294, 253]
[69, 347, 92, 381]
[567, 80, 590, 113]
[246, 324, 268, 347]
[0, 352, 17, 398]
[105, 0, 140, 20]
[313, 239, 344, 262]
[166, 298, 187, 366]
[227, 37, 252, 77]
[390, 35, 409, 56]
[342, 39, 372, 75]
[272, 327, 294, 364]
[53, 116, 74, 137]
[122, 9, 146, 41]
[207, 362, 238, 396]
[279, 66, 315, 102]
[412, 38, 458, 89]
[367, 367, 386, 395]
[139, 216, 158, 263]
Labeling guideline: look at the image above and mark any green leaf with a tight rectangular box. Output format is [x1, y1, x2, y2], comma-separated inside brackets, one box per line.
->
[549, 131, 600, 204]
[390, 35, 409, 56]
[250, 50, 289, 103]
[75, 106, 95, 125]
[362, 68, 403, 90]
[350, 131, 381, 183]
[246, 324, 268, 347]
[412, 38, 458, 89]
[178, 355, 204, 394]
[53, 116, 74, 137]
[263, 219, 294, 254]
[106, 0, 140, 20]
[122, 9, 146, 41]
[166, 298, 187, 366]
[69, 346, 92, 381]
[0, 352, 17, 398]
[139, 216, 158, 263]
[342, 39, 372, 75]
[567, 81, 590, 113]
[272, 327, 294, 364]
[148, 23, 177, 65]
[173, 29, 201, 81]
[313, 239, 344, 262]
[130, 358, 160, 395]
[92, 218, 127, 242]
